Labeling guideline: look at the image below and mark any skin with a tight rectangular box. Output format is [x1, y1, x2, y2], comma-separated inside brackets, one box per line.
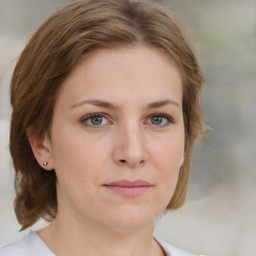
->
[30, 46, 185, 256]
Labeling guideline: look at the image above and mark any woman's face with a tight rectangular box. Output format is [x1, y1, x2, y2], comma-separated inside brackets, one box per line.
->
[44, 47, 184, 231]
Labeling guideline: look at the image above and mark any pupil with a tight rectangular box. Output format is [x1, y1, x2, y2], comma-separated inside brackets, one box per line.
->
[92, 116, 102, 125]
[152, 116, 162, 125]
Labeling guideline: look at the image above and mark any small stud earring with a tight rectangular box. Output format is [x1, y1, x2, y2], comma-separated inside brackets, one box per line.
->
[43, 161, 48, 166]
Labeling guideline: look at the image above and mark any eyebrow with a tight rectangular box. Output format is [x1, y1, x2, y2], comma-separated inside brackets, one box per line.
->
[146, 99, 181, 109]
[71, 99, 181, 110]
[71, 99, 117, 109]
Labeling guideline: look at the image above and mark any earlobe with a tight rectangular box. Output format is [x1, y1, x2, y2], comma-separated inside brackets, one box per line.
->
[26, 127, 54, 171]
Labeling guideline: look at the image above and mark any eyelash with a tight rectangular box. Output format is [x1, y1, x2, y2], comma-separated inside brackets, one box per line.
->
[145, 113, 174, 127]
[80, 113, 110, 127]
[80, 113, 174, 127]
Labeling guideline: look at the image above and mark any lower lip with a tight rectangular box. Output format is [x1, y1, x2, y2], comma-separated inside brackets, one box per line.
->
[104, 186, 152, 197]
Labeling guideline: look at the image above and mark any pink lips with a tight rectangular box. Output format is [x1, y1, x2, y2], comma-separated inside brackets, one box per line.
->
[104, 180, 152, 197]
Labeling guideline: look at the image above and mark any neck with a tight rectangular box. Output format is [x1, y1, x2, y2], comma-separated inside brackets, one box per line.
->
[37, 214, 165, 256]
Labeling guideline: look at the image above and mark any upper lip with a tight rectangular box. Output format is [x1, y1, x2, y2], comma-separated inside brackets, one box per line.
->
[104, 180, 152, 187]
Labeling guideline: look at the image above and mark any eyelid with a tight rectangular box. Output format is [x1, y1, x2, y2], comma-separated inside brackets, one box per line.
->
[80, 112, 174, 128]
[145, 113, 174, 126]
[80, 113, 112, 127]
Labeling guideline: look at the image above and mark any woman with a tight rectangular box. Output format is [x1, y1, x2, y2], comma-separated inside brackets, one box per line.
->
[1, 0, 204, 255]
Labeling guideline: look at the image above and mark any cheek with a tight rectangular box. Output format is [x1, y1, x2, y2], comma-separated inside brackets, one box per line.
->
[154, 137, 184, 167]
[151, 136, 184, 186]
[150, 141, 183, 211]
[51, 128, 110, 185]
[52, 137, 104, 201]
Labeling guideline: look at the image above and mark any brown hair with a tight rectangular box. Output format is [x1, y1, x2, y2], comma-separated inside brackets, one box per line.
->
[10, 0, 204, 230]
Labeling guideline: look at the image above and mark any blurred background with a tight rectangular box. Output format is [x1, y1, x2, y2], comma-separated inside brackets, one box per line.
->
[0, 0, 255, 255]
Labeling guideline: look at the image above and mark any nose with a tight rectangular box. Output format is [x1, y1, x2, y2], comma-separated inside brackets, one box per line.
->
[112, 124, 149, 168]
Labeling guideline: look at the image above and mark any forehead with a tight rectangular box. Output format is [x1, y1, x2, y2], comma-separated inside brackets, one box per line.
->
[56, 46, 182, 109]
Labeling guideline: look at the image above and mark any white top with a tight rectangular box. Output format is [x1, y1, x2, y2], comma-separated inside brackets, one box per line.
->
[0, 232, 203, 256]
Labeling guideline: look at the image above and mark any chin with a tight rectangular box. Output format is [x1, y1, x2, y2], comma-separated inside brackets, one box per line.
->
[102, 206, 157, 231]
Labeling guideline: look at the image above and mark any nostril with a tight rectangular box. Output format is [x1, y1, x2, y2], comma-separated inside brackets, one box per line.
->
[120, 159, 126, 163]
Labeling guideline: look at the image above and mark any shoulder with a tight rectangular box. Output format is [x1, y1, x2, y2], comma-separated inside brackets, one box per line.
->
[0, 232, 54, 256]
[155, 236, 204, 256]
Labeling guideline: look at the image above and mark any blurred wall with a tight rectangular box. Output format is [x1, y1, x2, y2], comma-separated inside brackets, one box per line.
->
[0, 1, 255, 255]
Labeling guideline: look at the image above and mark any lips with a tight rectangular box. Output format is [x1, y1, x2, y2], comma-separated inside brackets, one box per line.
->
[104, 180, 153, 197]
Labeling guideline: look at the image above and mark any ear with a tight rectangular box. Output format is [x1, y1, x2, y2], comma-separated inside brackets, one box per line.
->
[26, 127, 54, 171]
[179, 154, 184, 168]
